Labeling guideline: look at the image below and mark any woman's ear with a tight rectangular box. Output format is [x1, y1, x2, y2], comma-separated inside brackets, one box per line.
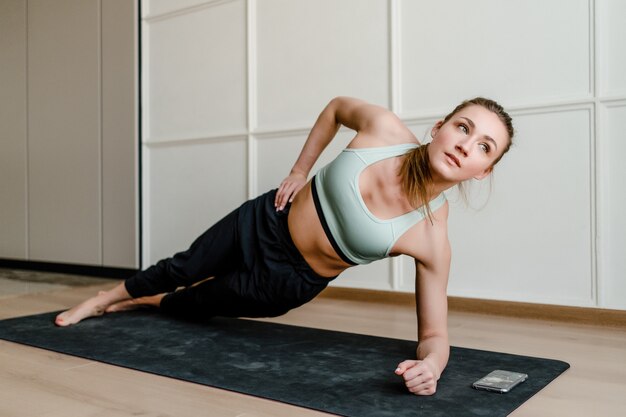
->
[430, 120, 444, 138]
[474, 166, 493, 180]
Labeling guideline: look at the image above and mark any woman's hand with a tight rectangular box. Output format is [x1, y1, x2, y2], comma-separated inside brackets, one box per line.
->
[275, 172, 307, 211]
[395, 358, 440, 396]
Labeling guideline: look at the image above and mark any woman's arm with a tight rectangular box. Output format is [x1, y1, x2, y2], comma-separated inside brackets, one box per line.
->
[395, 240, 451, 396]
[274, 96, 402, 210]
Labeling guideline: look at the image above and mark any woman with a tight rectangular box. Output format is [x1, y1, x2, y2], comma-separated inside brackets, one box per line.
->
[56, 96, 514, 396]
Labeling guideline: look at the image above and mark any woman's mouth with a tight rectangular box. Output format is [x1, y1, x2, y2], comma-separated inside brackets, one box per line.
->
[445, 152, 461, 168]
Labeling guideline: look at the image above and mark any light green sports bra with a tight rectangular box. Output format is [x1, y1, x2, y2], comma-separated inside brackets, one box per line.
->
[311, 143, 447, 265]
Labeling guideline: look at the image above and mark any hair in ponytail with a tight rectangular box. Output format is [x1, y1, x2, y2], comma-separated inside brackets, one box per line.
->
[399, 143, 435, 221]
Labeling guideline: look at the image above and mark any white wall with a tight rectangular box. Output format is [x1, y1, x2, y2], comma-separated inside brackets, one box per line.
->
[0, 0, 138, 268]
[141, 0, 626, 309]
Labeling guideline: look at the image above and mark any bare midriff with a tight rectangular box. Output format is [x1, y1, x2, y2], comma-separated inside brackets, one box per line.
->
[287, 181, 352, 278]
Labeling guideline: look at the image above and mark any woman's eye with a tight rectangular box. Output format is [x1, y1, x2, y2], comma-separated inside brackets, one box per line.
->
[479, 143, 490, 153]
[459, 124, 468, 134]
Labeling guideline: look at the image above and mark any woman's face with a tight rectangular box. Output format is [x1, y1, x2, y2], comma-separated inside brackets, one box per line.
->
[428, 105, 510, 183]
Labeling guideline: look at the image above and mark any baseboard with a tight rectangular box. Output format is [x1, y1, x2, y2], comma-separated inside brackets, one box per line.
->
[320, 286, 415, 306]
[319, 287, 626, 328]
[0, 258, 138, 280]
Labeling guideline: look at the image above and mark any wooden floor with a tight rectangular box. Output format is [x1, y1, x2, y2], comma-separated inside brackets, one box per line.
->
[0, 275, 625, 417]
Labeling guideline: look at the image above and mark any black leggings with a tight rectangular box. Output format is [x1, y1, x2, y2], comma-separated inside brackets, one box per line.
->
[124, 189, 335, 319]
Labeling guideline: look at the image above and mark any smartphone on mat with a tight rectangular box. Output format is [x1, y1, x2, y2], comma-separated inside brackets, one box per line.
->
[472, 370, 528, 393]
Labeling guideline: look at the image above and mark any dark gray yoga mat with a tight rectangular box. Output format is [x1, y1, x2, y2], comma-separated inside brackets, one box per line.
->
[0, 310, 568, 416]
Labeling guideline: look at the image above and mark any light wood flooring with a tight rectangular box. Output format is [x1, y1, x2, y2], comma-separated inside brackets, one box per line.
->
[0, 270, 625, 417]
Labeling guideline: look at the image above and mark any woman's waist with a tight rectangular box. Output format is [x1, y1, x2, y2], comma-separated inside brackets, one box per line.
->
[287, 182, 351, 278]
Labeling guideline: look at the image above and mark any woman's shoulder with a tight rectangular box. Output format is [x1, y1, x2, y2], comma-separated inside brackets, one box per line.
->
[347, 126, 419, 149]
[392, 201, 451, 263]
[350, 106, 418, 147]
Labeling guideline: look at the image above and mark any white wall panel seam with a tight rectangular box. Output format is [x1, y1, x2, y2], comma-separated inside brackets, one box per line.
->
[248, 136, 258, 199]
[588, 103, 598, 306]
[595, 0, 604, 95]
[253, 127, 312, 139]
[246, 0, 256, 128]
[389, 0, 400, 114]
[141, 145, 150, 267]
[141, 22, 150, 146]
[488, 98, 608, 115]
[589, 0, 596, 99]
[143, 0, 238, 23]
[251, 101, 614, 142]
[145, 130, 249, 144]
[599, 96, 626, 105]
[144, 134, 249, 148]
[398, 97, 598, 123]
[507, 102, 597, 118]
[591, 0, 599, 306]
[603, 99, 626, 108]
[141, 16, 150, 268]
[595, 102, 605, 306]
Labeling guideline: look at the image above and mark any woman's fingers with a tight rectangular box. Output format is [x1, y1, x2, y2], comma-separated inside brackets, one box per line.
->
[276, 182, 294, 210]
[275, 175, 306, 210]
[275, 181, 290, 209]
[395, 359, 417, 375]
[395, 359, 438, 396]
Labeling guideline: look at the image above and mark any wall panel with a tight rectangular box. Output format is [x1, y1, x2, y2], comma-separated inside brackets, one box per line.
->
[0, 0, 27, 259]
[600, 103, 626, 309]
[331, 259, 393, 291]
[399, 0, 591, 115]
[446, 109, 593, 306]
[255, 0, 389, 130]
[27, 0, 101, 264]
[597, 0, 626, 96]
[0, 1, 137, 268]
[145, 0, 247, 142]
[145, 140, 247, 264]
[405, 121, 439, 145]
[255, 129, 353, 193]
[102, 0, 138, 268]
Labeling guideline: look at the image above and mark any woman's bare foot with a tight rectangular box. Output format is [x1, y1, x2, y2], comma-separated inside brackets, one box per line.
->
[105, 294, 165, 313]
[55, 283, 131, 327]
[55, 293, 109, 327]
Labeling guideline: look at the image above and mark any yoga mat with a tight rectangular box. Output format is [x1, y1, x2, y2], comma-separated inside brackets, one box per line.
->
[0, 311, 569, 417]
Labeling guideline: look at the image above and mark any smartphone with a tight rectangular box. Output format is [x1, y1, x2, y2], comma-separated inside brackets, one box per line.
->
[472, 370, 528, 393]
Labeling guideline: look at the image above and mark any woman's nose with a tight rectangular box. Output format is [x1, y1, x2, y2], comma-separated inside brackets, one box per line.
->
[455, 142, 468, 157]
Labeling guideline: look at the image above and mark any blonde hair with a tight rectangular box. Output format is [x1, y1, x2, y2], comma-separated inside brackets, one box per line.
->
[399, 97, 514, 222]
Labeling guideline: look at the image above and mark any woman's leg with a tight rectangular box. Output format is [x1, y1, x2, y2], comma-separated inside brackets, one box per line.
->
[55, 206, 243, 327]
[125, 208, 242, 298]
[105, 293, 166, 312]
[152, 189, 333, 321]
[157, 275, 291, 320]
[55, 282, 132, 326]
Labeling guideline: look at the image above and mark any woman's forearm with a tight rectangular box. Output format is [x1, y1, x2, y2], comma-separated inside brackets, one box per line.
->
[289, 99, 342, 178]
[416, 335, 450, 379]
